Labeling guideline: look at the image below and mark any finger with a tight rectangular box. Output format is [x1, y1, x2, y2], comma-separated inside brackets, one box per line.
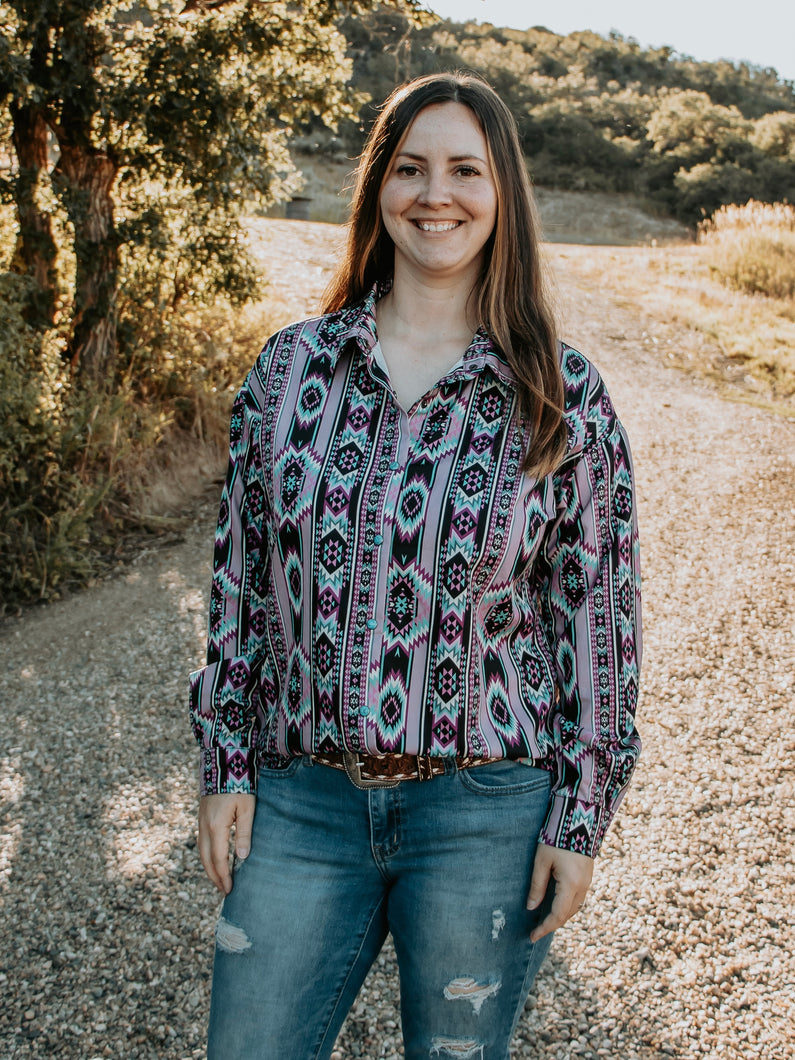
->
[210, 823, 233, 895]
[526, 847, 553, 911]
[530, 874, 591, 943]
[198, 825, 226, 894]
[198, 796, 235, 895]
[198, 815, 232, 895]
[529, 885, 572, 943]
[234, 797, 256, 861]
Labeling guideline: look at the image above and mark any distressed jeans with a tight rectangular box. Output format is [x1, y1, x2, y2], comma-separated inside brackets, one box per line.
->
[207, 756, 555, 1060]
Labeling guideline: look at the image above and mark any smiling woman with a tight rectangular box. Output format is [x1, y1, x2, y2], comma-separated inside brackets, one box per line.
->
[190, 71, 642, 1060]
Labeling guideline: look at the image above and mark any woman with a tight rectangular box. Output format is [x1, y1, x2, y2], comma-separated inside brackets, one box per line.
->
[189, 72, 642, 1059]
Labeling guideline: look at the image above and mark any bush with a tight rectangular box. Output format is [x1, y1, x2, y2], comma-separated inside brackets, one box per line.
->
[0, 257, 268, 611]
[0, 271, 101, 602]
[699, 200, 795, 299]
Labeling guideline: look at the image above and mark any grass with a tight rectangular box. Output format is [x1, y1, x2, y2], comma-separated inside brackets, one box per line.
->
[553, 241, 795, 416]
[0, 286, 280, 610]
[699, 201, 795, 301]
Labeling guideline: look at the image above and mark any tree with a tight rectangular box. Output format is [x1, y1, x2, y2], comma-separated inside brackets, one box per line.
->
[0, 0, 421, 382]
[751, 110, 795, 160]
[646, 89, 752, 162]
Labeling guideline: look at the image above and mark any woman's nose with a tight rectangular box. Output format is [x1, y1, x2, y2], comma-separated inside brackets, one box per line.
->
[418, 169, 452, 206]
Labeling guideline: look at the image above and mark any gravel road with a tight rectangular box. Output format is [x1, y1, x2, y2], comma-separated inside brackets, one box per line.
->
[1, 220, 793, 1060]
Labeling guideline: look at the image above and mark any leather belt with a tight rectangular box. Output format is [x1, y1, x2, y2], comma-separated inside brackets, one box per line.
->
[312, 751, 501, 790]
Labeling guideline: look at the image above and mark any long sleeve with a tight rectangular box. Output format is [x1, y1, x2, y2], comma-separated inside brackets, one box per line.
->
[536, 392, 642, 857]
[189, 377, 272, 796]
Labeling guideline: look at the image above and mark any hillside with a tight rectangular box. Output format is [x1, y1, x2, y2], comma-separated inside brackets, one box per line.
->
[268, 154, 692, 245]
[293, 5, 795, 224]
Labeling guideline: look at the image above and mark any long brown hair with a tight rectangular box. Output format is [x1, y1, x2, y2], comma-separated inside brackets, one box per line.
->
[323, 72, 566, 479]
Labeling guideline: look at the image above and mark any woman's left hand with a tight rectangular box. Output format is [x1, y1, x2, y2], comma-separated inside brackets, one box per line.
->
[526, 843, 594, 942]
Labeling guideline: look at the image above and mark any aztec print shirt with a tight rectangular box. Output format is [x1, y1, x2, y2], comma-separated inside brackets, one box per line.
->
[189, 286, 642, 856]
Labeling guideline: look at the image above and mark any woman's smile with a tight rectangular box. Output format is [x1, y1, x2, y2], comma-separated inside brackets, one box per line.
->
[413, 220, 462, 232]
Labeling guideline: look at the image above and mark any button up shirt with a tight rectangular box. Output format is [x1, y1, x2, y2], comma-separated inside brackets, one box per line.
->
[189, 287, 642, 856]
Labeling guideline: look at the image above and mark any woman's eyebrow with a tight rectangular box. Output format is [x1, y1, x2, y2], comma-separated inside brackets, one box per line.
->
[396, 151, 488, 164]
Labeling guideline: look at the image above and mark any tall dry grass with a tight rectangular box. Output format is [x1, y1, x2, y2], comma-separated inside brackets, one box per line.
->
[699, 201, 795, 301]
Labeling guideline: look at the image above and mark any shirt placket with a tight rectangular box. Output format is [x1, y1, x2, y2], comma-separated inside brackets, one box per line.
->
[353, 396, 416, 743]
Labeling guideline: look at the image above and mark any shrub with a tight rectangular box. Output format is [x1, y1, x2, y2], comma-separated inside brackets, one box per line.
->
[699, 200, 795, 300]
[0, 271, 96, 602]
[0, 256, 272, 611]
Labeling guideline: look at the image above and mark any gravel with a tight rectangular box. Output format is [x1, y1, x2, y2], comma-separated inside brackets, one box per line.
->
[1, 222, 793, 1059]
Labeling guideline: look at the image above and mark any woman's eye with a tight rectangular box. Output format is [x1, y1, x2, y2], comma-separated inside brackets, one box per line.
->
[397, 164, 419, 176]
[457, 165, 479, 177]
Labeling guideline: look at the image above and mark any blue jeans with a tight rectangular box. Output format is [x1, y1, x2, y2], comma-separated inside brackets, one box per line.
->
[207, 757, 555, 1060]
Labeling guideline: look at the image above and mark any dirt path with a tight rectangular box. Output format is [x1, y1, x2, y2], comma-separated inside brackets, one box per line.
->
[1, 220, 793, 1059]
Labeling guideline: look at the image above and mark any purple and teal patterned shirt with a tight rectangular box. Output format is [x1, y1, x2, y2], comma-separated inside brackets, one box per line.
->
[189, 286, 642, 856]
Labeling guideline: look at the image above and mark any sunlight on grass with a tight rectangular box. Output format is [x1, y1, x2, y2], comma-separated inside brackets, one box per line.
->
[642, 247, 795, 405]
[699, 201, 795, 301]
[557, 241, 795, 414]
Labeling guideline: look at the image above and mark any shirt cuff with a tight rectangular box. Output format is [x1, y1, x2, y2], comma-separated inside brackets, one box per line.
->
[540, 792, 612, 858]
[199, 747, 259, 797]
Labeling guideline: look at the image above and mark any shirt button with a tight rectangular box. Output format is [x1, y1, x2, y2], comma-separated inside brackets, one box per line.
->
[389, 461, 400, 471]
[366, 619, 378, 630]
[374, 534, 384, 545]
[359, 706, 371, 717]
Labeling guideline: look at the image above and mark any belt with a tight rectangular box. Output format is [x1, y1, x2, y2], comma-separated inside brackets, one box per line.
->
[311, 751, 501, 790]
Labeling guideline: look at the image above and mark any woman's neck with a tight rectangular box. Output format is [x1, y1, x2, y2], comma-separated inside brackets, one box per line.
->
[375, 276, 480, 410]
[381, 271, 479, 344]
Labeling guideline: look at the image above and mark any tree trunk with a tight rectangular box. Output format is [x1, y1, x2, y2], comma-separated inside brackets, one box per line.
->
[54, 143, 119, 383]
[10, 101, 58, 327]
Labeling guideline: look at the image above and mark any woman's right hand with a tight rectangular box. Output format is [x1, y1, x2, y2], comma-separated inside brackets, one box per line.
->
[198, 792, 256, 895]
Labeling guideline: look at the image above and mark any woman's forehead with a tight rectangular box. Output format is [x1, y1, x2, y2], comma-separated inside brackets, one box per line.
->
[392, 102, 488, 159]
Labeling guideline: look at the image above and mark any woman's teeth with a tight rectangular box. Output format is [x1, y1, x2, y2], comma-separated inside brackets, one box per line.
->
[416, 221, 460, 232]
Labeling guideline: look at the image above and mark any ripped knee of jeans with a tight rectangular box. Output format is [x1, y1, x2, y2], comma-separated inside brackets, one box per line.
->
[430, 1038, 485, 1059]
[215, 916, 252, 954]
[442, 976, 501, 1015]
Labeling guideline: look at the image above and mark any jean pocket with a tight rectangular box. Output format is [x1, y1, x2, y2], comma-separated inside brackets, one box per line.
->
[458, 760, 551, 796]
[258, 755, 303, 779]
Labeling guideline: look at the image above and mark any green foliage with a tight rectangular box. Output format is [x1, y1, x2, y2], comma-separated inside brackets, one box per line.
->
[0, 249, 268, 609]
[0, 269, 100, 600]
[333, 10, 795, 223]
[751, 111, 795, 159]
[699, 200, 795, 300]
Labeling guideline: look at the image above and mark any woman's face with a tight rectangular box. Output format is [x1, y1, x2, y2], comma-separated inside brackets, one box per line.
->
[378, 101, 498, 289]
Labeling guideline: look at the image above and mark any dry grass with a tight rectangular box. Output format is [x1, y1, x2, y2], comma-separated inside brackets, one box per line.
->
[535, 187, 689, 246]
[121, 297, 283, 526]
[699, 201, 795, 301]
[551, 242, 795, 415]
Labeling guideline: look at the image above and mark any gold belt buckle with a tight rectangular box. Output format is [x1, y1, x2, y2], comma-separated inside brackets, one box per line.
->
[342, 751, 400, 790]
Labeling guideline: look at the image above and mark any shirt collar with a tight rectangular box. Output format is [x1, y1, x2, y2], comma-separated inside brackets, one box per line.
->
[334, 283, 518, 389]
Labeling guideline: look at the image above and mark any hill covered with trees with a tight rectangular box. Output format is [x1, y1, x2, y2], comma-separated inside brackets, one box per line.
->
[322, 5, 795, 223]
